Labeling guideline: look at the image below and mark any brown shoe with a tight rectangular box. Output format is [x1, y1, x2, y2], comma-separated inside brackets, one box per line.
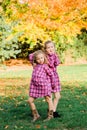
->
[32, 109, 40, 122]
[44, 110, 53, 121]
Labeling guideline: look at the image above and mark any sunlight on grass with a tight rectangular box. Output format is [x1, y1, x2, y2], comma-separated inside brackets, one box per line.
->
[58, 64, 87, 82]
[0, 64, 87, 81]
[0, 70, 32, 78]
[0, 64, 87, 130]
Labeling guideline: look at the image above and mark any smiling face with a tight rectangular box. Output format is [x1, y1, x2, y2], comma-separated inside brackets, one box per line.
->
[45, 42, 55, 55]
[36, 53, 45, 64]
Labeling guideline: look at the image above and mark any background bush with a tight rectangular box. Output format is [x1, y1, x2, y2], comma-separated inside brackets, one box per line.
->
[0, 0, 87, 63]
[0, 16, 22, 63]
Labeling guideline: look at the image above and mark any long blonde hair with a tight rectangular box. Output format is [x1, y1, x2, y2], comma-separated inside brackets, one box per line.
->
[33, 50, 48, 64]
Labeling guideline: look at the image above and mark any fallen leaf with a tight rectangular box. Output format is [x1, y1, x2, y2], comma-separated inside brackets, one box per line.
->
[44, 125, 47, 128]
[5, 125, 9, 129]
[35, 125, 41, 129]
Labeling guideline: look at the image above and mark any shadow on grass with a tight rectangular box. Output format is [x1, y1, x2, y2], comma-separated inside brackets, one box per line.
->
[0, 82, 87, 130]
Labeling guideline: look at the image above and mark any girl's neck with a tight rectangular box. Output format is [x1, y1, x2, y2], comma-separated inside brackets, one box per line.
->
[37, 63, 44, 65]
[47, 53, 54, 56]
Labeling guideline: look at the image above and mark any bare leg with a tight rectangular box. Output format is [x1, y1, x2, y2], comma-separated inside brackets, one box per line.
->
[28, 97, 36, 110]
[45, 95, 53, 111]
[53, 92, 61, 112]
[44, 96, 53, 121]
[28, 97, 40, 122]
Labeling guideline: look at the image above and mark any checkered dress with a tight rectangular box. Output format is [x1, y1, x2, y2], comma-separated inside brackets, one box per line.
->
[47, 53, 61, 92]
[29, 64, 56, 98]
[29, 53, 34, 64]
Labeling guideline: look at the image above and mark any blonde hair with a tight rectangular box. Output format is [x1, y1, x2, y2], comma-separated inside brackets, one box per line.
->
[44, 40, 55, 49]
[33, 50, 48, 64]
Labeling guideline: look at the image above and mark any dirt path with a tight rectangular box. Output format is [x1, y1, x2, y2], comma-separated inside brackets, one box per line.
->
[0, 59, 32, 71]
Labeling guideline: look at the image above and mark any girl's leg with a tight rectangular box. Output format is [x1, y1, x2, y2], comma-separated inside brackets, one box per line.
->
[28, 97, 36, 110]
[53, 92, 61, 112]
[45, 95, 53, 111]
[44, 96, 53, 121]
[52, 92, 61, 118]
[28, 97, 40, 122]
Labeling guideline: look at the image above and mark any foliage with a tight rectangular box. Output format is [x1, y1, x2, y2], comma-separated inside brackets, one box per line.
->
[16, 20, 50, 46]
[76, 28, 87, 59]
[48, 29, 87, 63]
[0, 0, 87, 62]
[17, 38, 44, 58]
[2, 0, 87, 35]
[69, 28, 87, 60]
[0, 16, 22, 63]
[13, 20, 50, 58]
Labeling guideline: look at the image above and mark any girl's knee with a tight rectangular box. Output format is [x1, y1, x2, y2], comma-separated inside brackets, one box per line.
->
[45, 96, 52, 103]
[28, 97, 34, 104]
[59, 93, 61, 99]
[54, 92, 61, 100]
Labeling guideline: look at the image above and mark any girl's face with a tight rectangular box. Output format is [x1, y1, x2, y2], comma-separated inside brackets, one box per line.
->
[45, 42, 55, 55]
[36, 53, 45, 64]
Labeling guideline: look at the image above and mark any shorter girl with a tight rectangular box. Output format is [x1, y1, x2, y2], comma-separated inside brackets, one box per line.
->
[44, 40, 61, 118]
[28, 50, 56, 122]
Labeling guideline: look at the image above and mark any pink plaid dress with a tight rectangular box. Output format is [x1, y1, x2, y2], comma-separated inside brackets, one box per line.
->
[29, 64, 56, 98]
[47, 53, 61, 92]
[29, 53, 34, 65]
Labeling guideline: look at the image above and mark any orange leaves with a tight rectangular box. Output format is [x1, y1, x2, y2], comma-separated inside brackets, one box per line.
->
[18, 0, 29, 4]
[35, 124, 47, 129]
[19, 21, 50, 42]
[35, 125, 41, 129]
[4, 0, 87, 38]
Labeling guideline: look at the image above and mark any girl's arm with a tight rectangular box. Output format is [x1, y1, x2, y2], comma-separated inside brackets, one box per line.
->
[44, 65, 56, 87]
[29, 53, 34, 64]
[29, 53, 37, 67]
[47, 56, 54, 68]
[29, 53, 34, 65]
[54, 54, 60, 67]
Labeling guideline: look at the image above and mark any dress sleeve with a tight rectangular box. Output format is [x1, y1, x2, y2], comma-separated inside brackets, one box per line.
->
[54, 54, 60, 67]
[47, 56, 54, 68]
[29, 53, 34, 64]
[44, 65, 56, 87]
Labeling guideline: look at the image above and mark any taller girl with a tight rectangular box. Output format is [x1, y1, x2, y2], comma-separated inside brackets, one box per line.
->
[44, 40, 61, 118]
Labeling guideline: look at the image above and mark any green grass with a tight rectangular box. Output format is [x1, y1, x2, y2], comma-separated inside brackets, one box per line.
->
[0, 64, 87, 80]
[0, 64, 87, 130]
[0, 69, 32, 78]
[58, 64, 87, 82]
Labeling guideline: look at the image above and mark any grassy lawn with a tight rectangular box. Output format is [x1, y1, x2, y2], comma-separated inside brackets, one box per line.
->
[0, 64, 87, 130]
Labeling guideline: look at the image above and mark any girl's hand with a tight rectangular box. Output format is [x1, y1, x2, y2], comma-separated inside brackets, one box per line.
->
[33, 63, 37, 68]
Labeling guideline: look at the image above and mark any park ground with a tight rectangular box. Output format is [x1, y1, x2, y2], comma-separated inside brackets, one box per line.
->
[0, 59, 87, 130]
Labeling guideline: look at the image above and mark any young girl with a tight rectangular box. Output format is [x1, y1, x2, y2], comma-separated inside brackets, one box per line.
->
[44, 40, 61, 118]
[28, 50, 56, 122]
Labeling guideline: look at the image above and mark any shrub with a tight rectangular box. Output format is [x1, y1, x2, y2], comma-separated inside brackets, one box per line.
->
[0, 15, 22, 63]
